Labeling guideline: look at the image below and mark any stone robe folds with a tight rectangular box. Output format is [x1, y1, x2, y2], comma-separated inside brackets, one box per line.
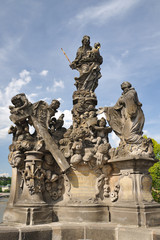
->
[105, 87, 145, 144]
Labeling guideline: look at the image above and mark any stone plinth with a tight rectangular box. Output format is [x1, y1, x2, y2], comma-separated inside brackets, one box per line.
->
[108, 156, 160, 227]
[1, 222, 160, 240]
[53, 205, 109, 223]
[3, 205, 52, 225]
[53, 165, 110, 223]
[3, 151, 52, 225]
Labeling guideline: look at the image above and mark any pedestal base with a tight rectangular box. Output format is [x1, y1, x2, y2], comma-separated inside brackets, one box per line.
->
[3, 205, 52, 225]
[108, 157, 160, 227]
[53, 205, 109, 222]
[0, 222, 160, 240]
[110, 202, 160, 227]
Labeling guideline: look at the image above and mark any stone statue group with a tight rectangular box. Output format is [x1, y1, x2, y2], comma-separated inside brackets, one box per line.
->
[5, 35, 153, 205]
[3, 35, 158, 228]
[70, 35, 153, 159]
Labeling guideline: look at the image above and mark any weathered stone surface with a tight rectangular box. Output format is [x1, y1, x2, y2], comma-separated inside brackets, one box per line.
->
[21, 227, 52, 240]
[67, 165, 99, 199]
[3, 205, 52, 225]
[0, 228, 19, 240]
[1, 223, 160, 240]
[60, 225, 84, 240]
[153, 230, 160, 240]
[86, 224, 116, 240]
[53, 205, 109, 223]
[110, 203, 160, 227]
[118, 227, 152, 240]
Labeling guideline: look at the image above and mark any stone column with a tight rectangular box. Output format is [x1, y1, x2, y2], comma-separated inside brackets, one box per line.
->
[16, 151, 45, 206]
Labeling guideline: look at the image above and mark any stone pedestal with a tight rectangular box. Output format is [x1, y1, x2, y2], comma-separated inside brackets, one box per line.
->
[53, 165, 110, 223]
[53, 205, 109, 223]
[3, 205, 52, 225]
[16, 151, 45, 206]
[1, 222, 160, 240]
[52, 157, 160, 226]
[108, 156, 160, 227]
[3, 151, 52, 225]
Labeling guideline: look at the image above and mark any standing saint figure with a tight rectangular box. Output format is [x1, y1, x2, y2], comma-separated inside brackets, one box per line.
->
[99, 82, 145, 145]
[70, 35, 103, 92]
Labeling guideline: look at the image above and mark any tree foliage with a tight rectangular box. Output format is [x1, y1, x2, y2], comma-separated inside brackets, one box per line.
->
[151, 138, 160, 160]
[143, 135, 160, 202]
[149, 161, 160, 202]
[0, 177, 11, 186]
[143, 135, 160, 160]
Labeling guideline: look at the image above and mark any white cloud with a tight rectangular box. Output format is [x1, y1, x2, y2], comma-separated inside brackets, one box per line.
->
[143, 129, 149, 136]
[55, 109, 72, 129]
[19, 69, 30, 79]
[109, 131, 120, 148]
[140, 45, 160, 52]
[0, 70, 32, 140]
[0, 37, 22, 62]
[46, 79, 64, 92]
[36, 86, 42, 89]
[0, 127, 10, 140]
[2, 69, 31, 106]
[97, 112, 106, 119]
[152, 135, 160, 142]
[53, 80, 64, 89]
[39, 70, 48, 76]
[102, 55, 127, 83]
[121, 50, 129, 58]
[41, 97, 51, 102]
[57, 98, 64, 103]
[0, 173, 10, 177]
[26, 93, 38, 102]
[145, 31, 160, 39]
[0, 106, 11, 140]
[143, 129, 160, 143]
[70, 0, 140, 26]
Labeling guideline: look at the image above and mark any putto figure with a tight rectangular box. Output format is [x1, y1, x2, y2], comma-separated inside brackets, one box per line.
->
[70, 35, 103, 92]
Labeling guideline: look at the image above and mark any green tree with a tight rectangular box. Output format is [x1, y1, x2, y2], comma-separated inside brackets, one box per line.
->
[3, 189, 10, 193]
[151, 138, 160, 160]
[0, 177, 11, 186]
[143, 135, 160, 160]
[149, 161, 160, 202]
[144, 135, 160, 202]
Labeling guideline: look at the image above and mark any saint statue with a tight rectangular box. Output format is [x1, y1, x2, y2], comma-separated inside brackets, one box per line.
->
[70, 35, 103, 92]
[99, 82, 145, 145]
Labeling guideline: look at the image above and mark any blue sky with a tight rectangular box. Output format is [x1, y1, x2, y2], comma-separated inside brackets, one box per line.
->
[0, 0, 160, 176]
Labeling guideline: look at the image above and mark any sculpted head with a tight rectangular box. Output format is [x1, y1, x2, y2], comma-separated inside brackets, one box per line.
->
[11, 93, 27, 108]
[121, 82, 132, 91]
[44, 153, 54, 165]
[94, 42, 101, 49]
[99, 117, 106, 127]
[82, 35, 90, 46]
[50, 99, 60, 110]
